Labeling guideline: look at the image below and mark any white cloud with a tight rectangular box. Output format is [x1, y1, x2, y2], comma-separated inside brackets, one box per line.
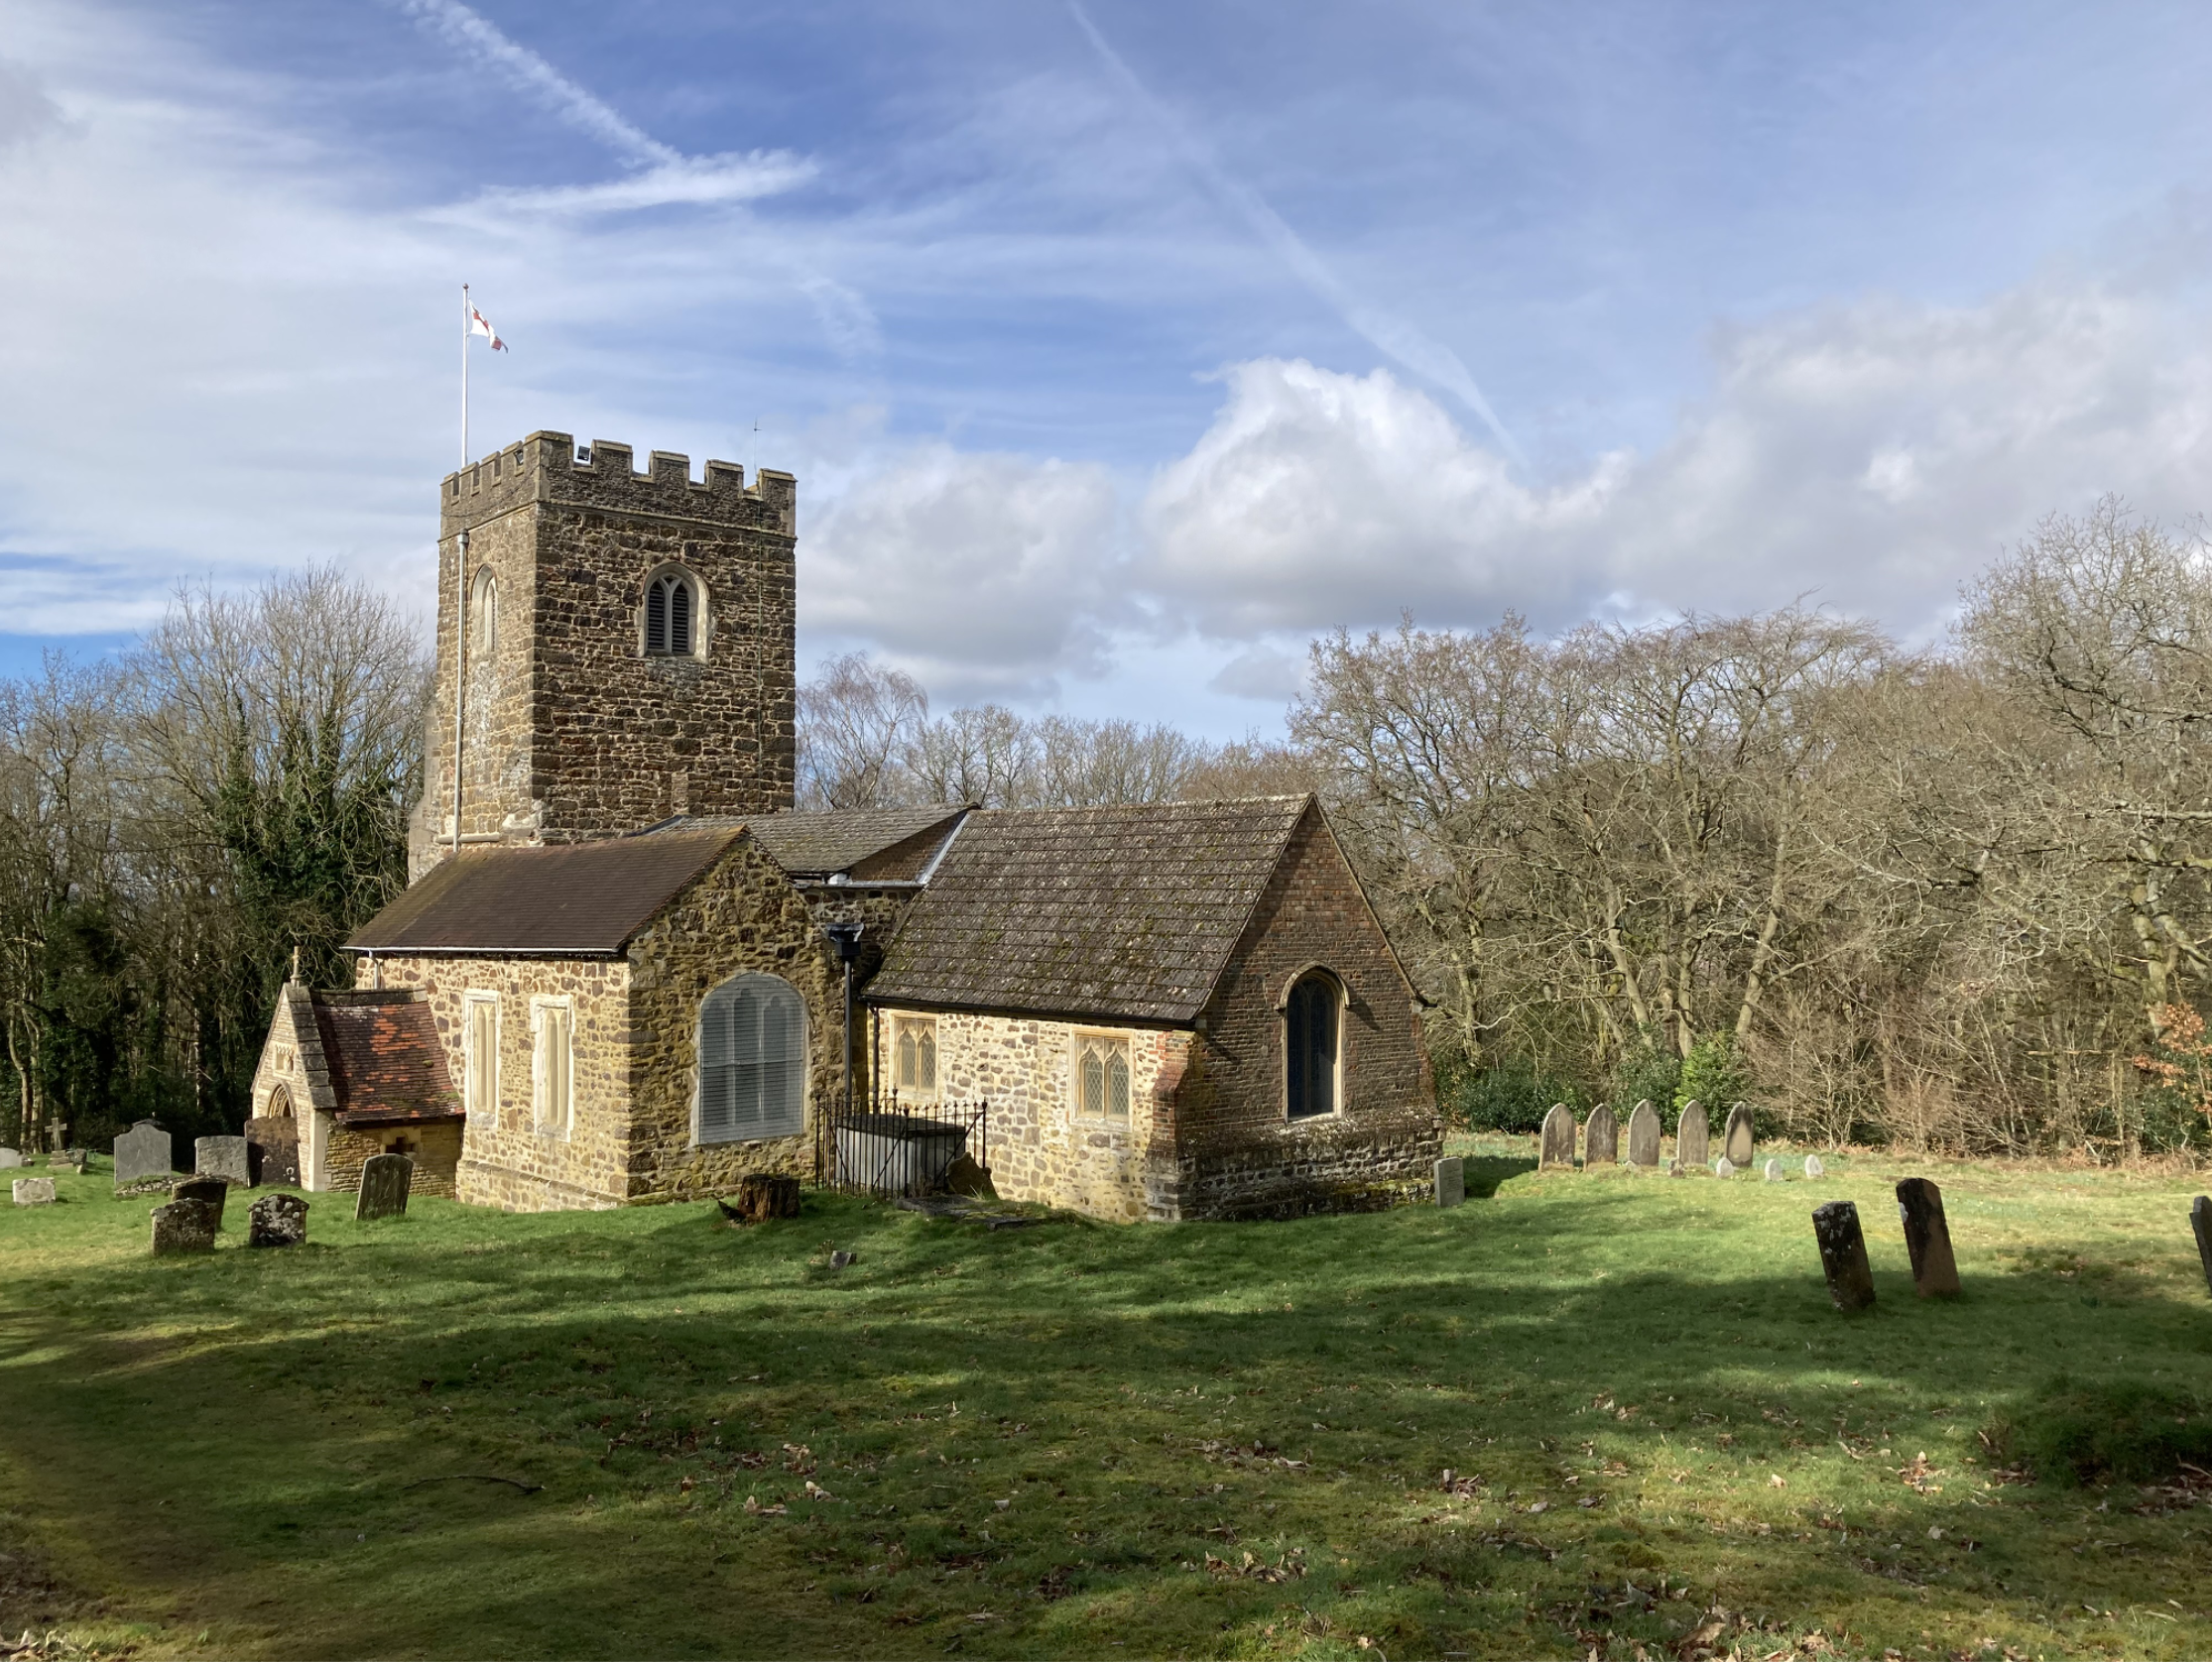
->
[1138, 275, 2212, 643]
[802, 440, 1121, 698]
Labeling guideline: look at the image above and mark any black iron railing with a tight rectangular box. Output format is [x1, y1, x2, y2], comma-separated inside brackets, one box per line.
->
[819, 1098, 989, 1199]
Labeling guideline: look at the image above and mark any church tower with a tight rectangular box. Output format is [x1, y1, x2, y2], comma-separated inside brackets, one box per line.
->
[409, 430, 797, 879]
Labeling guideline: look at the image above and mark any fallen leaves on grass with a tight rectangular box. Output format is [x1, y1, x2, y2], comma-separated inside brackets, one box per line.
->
[803, 1481, 836, 1502]
[1201, 1549, 1306, 1584]
[1438, 1468, 1486, 1496]
[1193, 1438, 1308, 1472]
[742, 1496, 788, 1516]
[1898, 1452, 1946, 1494]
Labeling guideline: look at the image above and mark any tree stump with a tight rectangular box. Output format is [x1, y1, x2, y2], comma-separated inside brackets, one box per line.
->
[730, 1174, 800, 1223]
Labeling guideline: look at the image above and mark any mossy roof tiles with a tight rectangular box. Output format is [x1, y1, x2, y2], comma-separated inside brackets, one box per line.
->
[866, 796, 1311, 1024]
[309, 991, 460, 1125]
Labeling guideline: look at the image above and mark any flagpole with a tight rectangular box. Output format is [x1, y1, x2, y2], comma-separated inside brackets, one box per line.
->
[461, 283, 470, 467]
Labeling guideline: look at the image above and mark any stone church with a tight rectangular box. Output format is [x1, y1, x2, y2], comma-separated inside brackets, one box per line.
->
[246, 430, 1438, 1221]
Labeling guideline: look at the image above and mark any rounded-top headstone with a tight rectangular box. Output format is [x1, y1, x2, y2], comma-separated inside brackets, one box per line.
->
[1626, 1101, 1662, 1167]
[1583, 1103, 1620, 1166]
[1764, 1157, 1782, 1181]
[1674, 1100, 1710, 1168]
[1714, 1156, 1737, 1178]
[1723, 1102, 1755, 1167]
[1538, 1104, 1577, 1170]
[0, 1147, 22, 1169]
[1803, 1153, 1825, 1179]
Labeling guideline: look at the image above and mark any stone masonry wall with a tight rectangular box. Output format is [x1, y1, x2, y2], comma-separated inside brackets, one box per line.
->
[873, 1007, 1185, 1224]
[323, 1120, 462, 1200]
[411, 431, 798, 877]
[621, 842, 914, 1202]
[367, 954, 632, 1212]
[1166, 801, 1439, 1218]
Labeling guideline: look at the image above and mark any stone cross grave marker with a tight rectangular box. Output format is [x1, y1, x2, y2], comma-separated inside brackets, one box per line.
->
[151, 1197, 218, 1254]
[1433, 1155, 1465, 1208]
[1583, 1103, 1619, 1166]
[1538, 1105, 1576, 1170]
[195, 1136, 252, 1186]
[1626, 1101, 1661, 1168]
[1763, 1158, 1782, 1182]
[1812, 1200, 1876, 1311]
[0, 1147, 21, 1168]
[173, 1175, 228, 1229]
[113, 1121, 173, 1187]
[355, 1152, 415, 1221]
[1896, 1177, 1960, 1298]
[249, 1193, 309, 1248]
[1803, 1154, 1826, 1179]
[1724, 1103, 1755, 1167]
[13, 1177, 57, 1206]
[2189, 1196, 2210, 1299]
[1674, 1101, 1709, 1169]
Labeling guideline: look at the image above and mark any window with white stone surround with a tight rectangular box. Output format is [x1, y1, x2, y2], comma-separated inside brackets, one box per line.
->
[531, 996, 574, 1138]
[462, 992, 499, 1123]
[893, 1015, 937, 1103]
[1073, 1032, 1131, 1121]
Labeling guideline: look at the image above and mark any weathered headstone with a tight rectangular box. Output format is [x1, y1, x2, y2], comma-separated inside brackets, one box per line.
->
[13, 1177, 57, 1205]
[355, 1152, 414, 1221]
[113, 1121, 173, 1187]
[245, 1118, 301, 1188]
[1538, 1104, 1577, 1169]
[0, 1147, 21, 1168]
[1763, 1158, 1782, 1182]
[1583, 1103, 1619, 1166]
[1433, 1155, 1465, 1208]
[173, 1175, 228, 1228]
[151, 1197, 218, 1254]
[195, 1135, 252, 1186]
[248, 1193, 308, 1248]
[1812, 1200, 1876, 1311]
[1803, 1154, 1826, 1179]
[2193, 1197, 2212, 1298]
[1714, 1157, 1737, 1178]
[1724, 1103, 1755, 1167]
[1895, 1178, 1960, 1298]
[1626, 1101, 1661, 1167]
[1674, 1101, 1709, 1169]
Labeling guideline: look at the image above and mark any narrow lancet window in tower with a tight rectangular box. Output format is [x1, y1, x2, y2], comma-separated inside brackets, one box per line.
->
[645, 571, 699, 656]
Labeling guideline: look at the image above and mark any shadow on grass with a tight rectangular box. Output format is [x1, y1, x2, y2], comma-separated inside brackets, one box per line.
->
[1462, 1153, 1536, 1197]
[4, 1178, 2212, 1659]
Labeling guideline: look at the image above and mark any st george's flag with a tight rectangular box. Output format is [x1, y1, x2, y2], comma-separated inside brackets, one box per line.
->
[468, 302, 507, 351]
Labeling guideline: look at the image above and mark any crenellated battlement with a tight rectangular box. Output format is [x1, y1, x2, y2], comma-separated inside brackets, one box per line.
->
[438, 430, 797, 537]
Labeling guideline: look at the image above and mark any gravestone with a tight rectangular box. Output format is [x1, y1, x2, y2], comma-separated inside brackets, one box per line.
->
[1895, 1177, 1961, 1298]
[248, 1193, 308, 1248]
[151, 1197, 218, 1255]
[2193, 1197, 2212, 1298]
[1714, 1157, 1737, 1178]
[1803, 1154, 1826, 1179]
[1724, 1103, 1755, 1167]
[1764, 1158, 1782, 1182]
[113, 1121, 173, 1187]
[1675, 1101, 1709, 1169]
[0, 1148, 21, 1168]
[355, 1152, 414, 1221]
[195, 1136, 252, 1186]
[173, 1175, 228, 1228]
[1583, 1103, 1619, 1167]
[1812, 1200, 1876, 1311]
[1538, 1104, 1577, 1170]
[1626, 1101, 1661, 1168]
[1433, 1155, 1465, 1208]
[13, 1177, 57, 1206]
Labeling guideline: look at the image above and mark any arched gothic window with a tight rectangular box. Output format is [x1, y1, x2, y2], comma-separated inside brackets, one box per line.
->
[470, 567, 498, 655]
[645, 570, 697, 656]
[697, 973, 806, 1142]
[1285, 970, 1341, 1120]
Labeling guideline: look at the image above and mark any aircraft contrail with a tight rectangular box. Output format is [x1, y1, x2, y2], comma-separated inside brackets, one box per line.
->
[1066, 2, 1526, 469]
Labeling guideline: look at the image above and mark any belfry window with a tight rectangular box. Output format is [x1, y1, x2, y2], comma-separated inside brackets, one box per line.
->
[646, 571, 697, 656]
[1285, 971, 1341, 1120]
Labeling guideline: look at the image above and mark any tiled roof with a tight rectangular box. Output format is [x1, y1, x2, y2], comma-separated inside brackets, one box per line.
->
[346, 827, 743, 955]
[310, 991, 460, 1125]
[866, 796, 1311, 1024]
[658, 806, 968, 880]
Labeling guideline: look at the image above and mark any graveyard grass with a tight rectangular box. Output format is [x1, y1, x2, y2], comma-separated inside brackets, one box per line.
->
[3, 1143, 2210, 1661]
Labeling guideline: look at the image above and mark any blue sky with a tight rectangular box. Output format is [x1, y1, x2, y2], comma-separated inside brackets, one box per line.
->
[6, 2, 2212, 732]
